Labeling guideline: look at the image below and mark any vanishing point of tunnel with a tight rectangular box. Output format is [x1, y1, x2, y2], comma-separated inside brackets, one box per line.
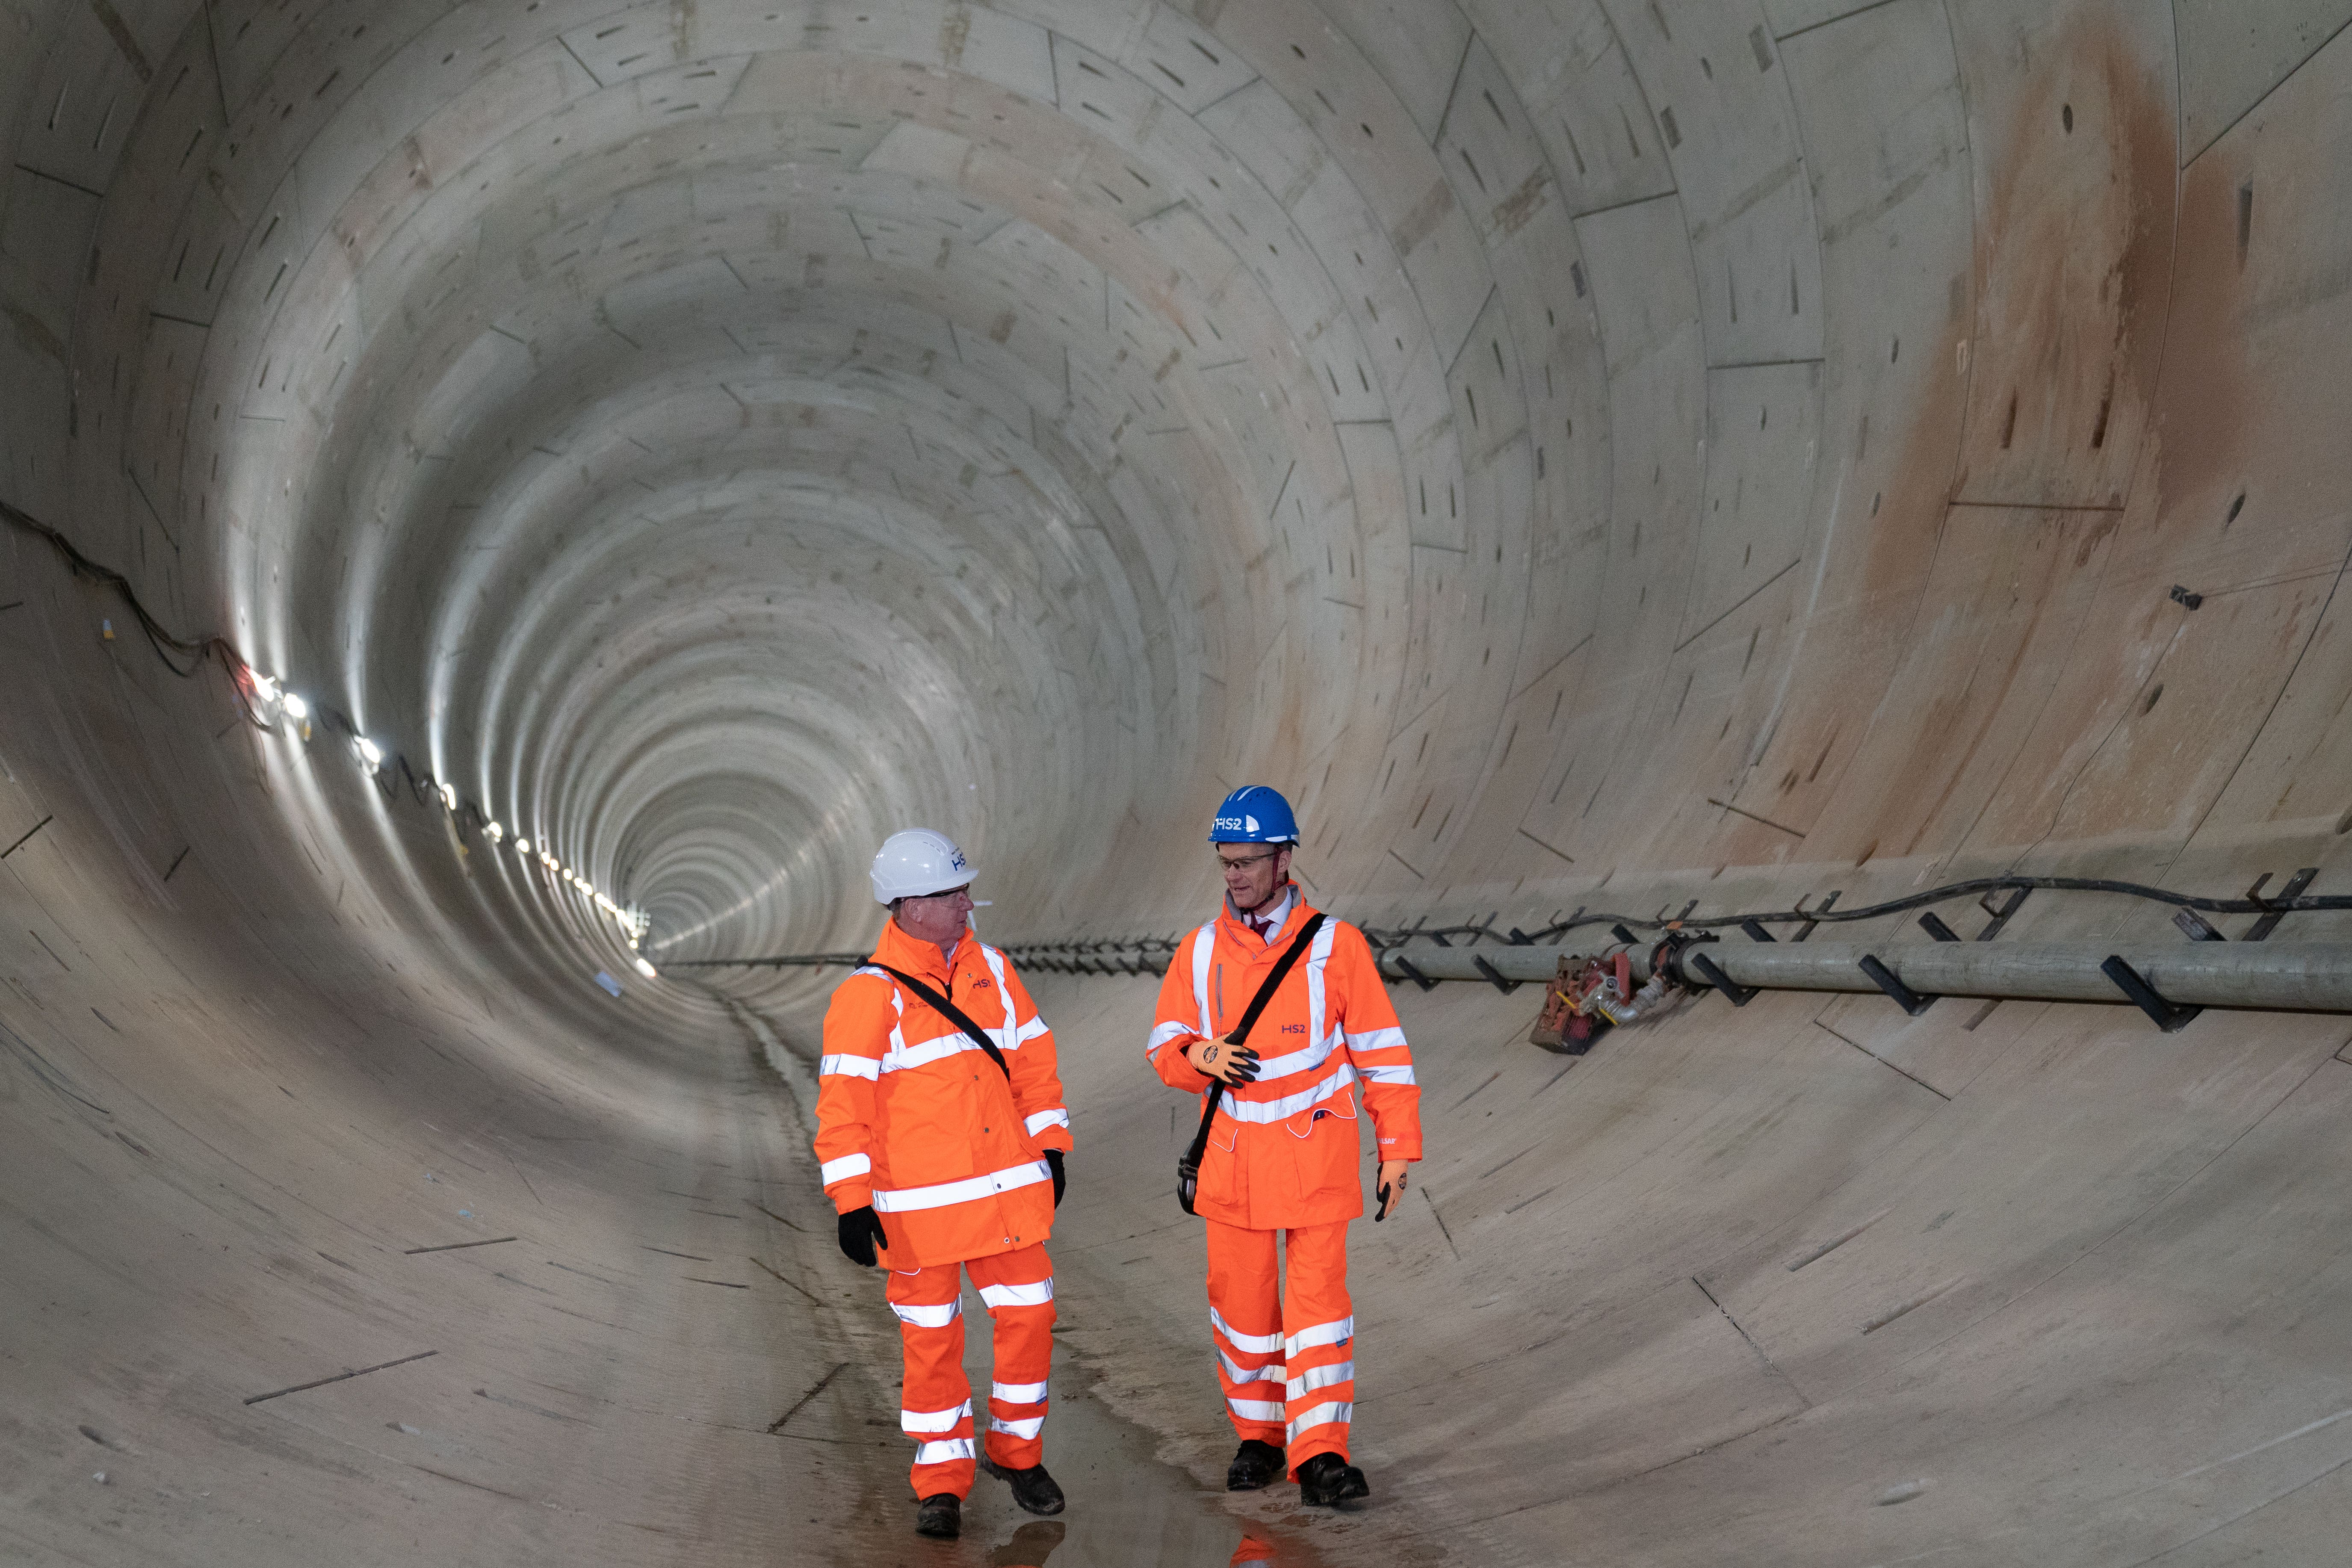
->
[6, 0, 2352, 1563]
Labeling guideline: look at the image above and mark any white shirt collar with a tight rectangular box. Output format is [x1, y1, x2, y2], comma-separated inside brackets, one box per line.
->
[1230, 885, 1294, 944]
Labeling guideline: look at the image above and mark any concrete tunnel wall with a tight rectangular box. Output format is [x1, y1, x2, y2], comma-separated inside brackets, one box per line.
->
[3, 0, 2352, 1562]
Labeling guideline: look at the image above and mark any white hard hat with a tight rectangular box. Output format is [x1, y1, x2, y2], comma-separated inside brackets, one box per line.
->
[870, 829, 974, 904]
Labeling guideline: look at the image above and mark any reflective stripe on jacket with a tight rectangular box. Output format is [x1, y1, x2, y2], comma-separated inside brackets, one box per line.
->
[1147, 891, 1421, 1229]
[816, 918, 1072, 1268]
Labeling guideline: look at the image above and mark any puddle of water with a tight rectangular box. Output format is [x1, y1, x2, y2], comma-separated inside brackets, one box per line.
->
[919, 1308, 1336, 1568]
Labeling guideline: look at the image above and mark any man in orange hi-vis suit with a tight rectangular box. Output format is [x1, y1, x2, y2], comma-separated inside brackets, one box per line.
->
[817, 829, 1074, 1540]
[1146, 786, 1423, 1507]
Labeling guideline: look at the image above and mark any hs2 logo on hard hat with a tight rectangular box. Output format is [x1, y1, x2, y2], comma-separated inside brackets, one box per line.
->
[1213, 815, 1260, 833]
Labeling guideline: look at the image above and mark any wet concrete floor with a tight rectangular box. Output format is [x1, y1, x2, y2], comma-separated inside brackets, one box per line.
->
[926, 1330, 1335, 1568]
[0, 983, 1361, 1568]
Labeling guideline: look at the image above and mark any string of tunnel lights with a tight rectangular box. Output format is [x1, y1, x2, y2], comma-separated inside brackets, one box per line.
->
[33, 486, 2344, 1019]
[3, 498, 659, 980]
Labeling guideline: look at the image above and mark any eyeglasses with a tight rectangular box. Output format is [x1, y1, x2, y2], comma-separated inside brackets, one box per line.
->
[1215, 850, 1282, 871]
[905, 884, 972, 903]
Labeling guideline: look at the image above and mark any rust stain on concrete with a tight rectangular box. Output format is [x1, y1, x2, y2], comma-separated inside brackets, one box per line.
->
[1952, 10, 2176, 511]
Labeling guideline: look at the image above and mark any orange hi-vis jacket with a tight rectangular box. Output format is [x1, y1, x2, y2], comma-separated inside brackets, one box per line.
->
[816, 919, 1073, 1270]
[1147, 890, 1422, 1230]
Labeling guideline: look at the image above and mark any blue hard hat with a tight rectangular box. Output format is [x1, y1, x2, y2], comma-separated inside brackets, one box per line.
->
[1209, 785, 1299, 843]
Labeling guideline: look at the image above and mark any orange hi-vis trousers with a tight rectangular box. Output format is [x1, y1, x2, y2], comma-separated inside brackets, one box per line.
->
[887, 1243, 1055, 1499]
[1205, 1218, 1354, 1475]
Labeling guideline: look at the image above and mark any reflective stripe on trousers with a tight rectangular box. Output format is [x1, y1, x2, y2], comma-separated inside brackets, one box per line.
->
[885, 1242, 1056, 1499]
[1203, 1217, 1355, 1472]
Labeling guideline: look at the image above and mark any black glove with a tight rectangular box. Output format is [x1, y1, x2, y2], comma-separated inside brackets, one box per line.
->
[1045, 1149, 1065, 1208]
[1374, 1180, 1393, 1223]
[837, 1205, 888, 1267]
[1224, 1030, 1265, 1084]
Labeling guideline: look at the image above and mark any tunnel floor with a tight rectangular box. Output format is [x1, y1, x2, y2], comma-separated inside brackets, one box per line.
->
[10, 859, 2352, 1567]
[0, 981, 1352, 1568]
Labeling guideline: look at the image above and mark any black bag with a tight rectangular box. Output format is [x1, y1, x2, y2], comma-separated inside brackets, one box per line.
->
[1177, 912, 1327, 1216]
[872, 965, 1012, 1081]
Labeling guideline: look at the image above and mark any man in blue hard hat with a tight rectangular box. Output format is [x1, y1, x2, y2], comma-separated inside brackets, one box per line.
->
[1143, 785, 1424, 1505]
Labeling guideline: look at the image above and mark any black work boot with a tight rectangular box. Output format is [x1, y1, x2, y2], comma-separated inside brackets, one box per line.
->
[1297, 1451, 1370, 1506]
[915, 1493, 962, 1538]
[995, 1462, 1065, 1516]
[1226, 1438, 1287, 1491]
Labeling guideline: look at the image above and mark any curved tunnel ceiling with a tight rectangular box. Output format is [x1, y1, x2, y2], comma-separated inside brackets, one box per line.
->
[6, 0, 2352, 1562]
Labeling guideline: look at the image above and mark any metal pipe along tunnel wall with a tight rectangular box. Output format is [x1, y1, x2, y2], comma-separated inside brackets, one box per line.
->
[4, 1, 2352, 1563]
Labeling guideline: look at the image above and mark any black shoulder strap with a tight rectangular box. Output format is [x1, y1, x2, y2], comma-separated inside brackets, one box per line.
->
[872, 963, 1012, 1081]
[1225, 910, 1327, 1048]
[1177, 910, 1329, 1217]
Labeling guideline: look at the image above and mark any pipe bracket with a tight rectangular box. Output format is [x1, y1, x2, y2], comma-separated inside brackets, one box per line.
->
[1392, 954, 1436, 993]
[2245, 868, 2318, 941]
[1976, 886, 2029, 940]
[2172, 909, 2225, 942]
[1859, 954, 1938, 1016]
[2101, 955, 2200, 1033]
[1686, 951, 1755, 1007]
[1470, 955, 1519, 995]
